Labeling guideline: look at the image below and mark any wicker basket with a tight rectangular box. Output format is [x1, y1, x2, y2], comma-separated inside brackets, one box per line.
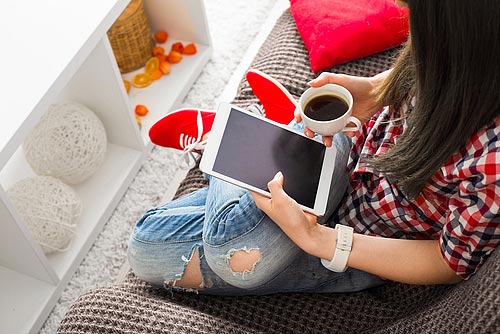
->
[107, 0, 155, 73]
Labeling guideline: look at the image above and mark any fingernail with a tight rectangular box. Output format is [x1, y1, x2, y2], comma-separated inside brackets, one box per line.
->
[274, 171, 283, 179]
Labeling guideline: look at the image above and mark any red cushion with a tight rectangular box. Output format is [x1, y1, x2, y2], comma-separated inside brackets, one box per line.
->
[290, 0, 409, 72]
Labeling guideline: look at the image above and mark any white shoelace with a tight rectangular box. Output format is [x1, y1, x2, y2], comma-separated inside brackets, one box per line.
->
[176, 105, 263, 169]
[177, 110, 207, 169]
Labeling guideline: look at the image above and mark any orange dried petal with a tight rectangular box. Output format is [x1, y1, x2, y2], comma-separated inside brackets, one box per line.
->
[154, 31, 168, 43]
[123, 79, 131, 93]
[171, 42, 184, 53]
[155, 53, 166, 63]
[159, 61, 171, 75]
[145, 57, 160, 73]
[153, 46, 165, 56]
[132, 73, 152, 88]
[182, 43, 197, 55]
[151, 69, 163, 80]
[135, 104, 149, 116]
[167, 51, 182, 64]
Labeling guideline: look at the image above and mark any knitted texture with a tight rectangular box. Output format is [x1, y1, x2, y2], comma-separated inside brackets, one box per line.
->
[7, 176, 82, 254]
[57, 10, 499, 334]
[23, 101, 107, 184]
[173, 159, 209, 200]
[58, 250, 500, 334]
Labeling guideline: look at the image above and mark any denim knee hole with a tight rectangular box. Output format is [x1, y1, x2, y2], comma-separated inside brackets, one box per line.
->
[163, 245, 204, 294]
[224, 247, 262, 277]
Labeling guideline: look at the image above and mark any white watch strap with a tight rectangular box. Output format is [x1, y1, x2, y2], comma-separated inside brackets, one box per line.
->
[321, 224, 354, 272]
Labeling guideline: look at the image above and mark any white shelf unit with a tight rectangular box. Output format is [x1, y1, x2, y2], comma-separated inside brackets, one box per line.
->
[0, 0, 212, 333]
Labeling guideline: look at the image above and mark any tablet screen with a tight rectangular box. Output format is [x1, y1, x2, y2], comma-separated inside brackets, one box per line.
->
[213, 108, 326, 209]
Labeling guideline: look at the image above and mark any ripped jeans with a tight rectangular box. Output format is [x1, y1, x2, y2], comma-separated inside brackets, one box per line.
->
[127, 132, 384, 295]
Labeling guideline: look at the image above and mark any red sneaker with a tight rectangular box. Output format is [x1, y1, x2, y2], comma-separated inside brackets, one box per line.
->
[149, 108, 215, 153]
[246, 69, 297, 124]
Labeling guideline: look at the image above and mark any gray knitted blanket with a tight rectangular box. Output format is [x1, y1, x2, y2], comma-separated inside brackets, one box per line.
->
[58, 10, 500, 334]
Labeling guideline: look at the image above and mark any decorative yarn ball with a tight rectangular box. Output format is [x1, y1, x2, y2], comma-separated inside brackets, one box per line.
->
[7, 176, 83, 254]
[23, 101, 107, 184]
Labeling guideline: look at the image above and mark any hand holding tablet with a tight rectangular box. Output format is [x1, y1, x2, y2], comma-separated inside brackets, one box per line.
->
[200, 103, 337, 216]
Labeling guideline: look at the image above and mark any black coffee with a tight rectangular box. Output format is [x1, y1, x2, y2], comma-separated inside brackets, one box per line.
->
[304, 95, 349, 121]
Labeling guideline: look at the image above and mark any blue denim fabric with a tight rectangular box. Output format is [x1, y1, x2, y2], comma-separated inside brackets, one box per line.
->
[128, 128, 384, 296]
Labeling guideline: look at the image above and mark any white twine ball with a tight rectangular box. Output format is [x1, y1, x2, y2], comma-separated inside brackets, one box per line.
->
[7, 176, 83, 254]
[23, 101, 107, 184]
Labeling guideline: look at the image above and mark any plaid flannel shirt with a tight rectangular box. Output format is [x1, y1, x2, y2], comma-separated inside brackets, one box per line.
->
[331, 106, 500, 279]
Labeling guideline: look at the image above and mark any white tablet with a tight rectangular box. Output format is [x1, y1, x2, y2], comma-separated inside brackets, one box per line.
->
[200, 103, 337, 216]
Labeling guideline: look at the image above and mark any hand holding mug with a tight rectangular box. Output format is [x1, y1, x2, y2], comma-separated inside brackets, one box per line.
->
[308, 72, 384, 124]
[296, 72, 387, 146]
[296, 84, 361, 137]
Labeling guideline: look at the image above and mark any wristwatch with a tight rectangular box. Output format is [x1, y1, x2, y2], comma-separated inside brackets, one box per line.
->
[321, 224, 354, 272]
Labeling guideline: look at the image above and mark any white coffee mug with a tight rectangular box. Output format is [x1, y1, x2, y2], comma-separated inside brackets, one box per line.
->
[298, 84, 361, 136]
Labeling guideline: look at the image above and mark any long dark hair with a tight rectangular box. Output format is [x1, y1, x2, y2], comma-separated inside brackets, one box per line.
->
[371, 0, 500, 199]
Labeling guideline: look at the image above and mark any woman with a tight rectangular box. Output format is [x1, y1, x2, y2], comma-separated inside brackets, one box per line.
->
[128, 0, 500, 294]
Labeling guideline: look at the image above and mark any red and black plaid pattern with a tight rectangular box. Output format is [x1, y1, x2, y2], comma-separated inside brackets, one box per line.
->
[332, 106, 500, 279]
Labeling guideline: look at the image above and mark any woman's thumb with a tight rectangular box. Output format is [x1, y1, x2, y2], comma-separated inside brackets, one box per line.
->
[268, 171, 284, 196]
[308, 72, 333, 87]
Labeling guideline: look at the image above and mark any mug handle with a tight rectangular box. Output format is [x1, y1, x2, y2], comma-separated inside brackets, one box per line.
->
[342, 116, 361, 132]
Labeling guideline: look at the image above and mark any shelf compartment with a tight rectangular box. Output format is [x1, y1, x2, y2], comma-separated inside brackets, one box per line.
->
[0, 142, 144, 279]
[119, 0, 213, 145]
[0, 189, 58, 284]
[122, 42, 212, 144]
[0, 266, 59, 334]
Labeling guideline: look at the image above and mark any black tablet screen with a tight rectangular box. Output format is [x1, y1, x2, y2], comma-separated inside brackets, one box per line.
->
[213, 108, 326, 209]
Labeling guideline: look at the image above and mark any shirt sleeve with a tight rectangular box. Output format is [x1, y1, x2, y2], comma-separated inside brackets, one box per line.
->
[439, 149, 500, 280]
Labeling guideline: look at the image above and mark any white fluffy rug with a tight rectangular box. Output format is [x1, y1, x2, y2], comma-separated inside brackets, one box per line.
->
[40, 0, 279, 332]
